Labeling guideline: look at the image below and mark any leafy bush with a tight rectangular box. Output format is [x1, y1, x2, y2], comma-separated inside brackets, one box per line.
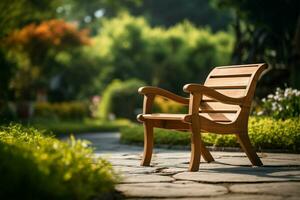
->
[99, 79, 145, 120]
[254, 87, 300, 119]
[34, 101, 89, 120]
[153, 96, 188, 114]
[29, 118, 132, 135]
[93, 14, 233, 94]
[0, 124, 118, 200]
[120, 117, 300, 152]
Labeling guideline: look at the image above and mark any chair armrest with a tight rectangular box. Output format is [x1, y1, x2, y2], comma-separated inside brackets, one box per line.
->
[138, 86, 189, 104]
[183, 84, 245, 105]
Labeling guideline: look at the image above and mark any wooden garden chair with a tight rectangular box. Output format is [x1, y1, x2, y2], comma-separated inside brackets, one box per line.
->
[137, 63, 267, 171]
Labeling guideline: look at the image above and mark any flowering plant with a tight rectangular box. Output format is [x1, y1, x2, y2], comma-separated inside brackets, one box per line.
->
[257, 87, 300, 119]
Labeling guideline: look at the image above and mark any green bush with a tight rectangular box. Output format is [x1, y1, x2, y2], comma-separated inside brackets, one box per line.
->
[29, 118, 132, 135]
[254, 87, 300, 119]
[34, 101, 89, 120]
[0, 124, 118, 200]
[153, 96, 188, 114]
[93, 14, 233, 94]
[120, 117, 300, 152]
[99, 79, 145, 120]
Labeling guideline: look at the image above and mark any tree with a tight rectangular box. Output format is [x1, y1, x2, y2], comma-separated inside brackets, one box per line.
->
[5, 19, 90, 100]
[215, 0, 300, 90]
[93, 14, 233, 94]
[129, 0, 232, 31]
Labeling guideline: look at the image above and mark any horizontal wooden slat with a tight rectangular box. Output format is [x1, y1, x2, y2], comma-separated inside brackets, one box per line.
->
[202, 89, 246, 101]
[216, 64, 260, 69]
[210, 74, 252, 78]
[205, 77, 250, 87]
[210, 65, 258, 77]
[199, 102, 240, 113]
[199, 113, 237, 122]
[208, 85, 247, 89]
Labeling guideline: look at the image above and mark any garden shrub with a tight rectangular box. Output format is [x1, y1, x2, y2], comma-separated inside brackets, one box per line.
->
[34, 101, 89, 120]
[120, 117, 300, 152]
[254, 87, 300, 119]
[0, 124, 118, 200]
[153, 96, 188, 114]
[93, 13, 233, 94]
[99, 79, 145, 120]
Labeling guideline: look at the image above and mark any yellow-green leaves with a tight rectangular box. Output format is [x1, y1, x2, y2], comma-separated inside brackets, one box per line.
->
[0, 124, 117, 200]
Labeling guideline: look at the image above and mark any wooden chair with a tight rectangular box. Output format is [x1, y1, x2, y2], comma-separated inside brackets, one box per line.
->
[137, 63, 267, 171]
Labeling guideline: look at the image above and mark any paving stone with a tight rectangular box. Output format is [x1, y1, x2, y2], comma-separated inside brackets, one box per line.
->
[121, 174, 174, 183]
[116, 182, 227, 197]
[105, 158, 140, 166]
[230, 182, 300, 196]
[159, 167, 187, 175]
[262, 158, 300, 166]
[142, 194, 283, 200]
[216, 157, 256, 166]
[113, 166, 157, 174]
[173, 167, 300, 183]
[102, 153, 141, 160]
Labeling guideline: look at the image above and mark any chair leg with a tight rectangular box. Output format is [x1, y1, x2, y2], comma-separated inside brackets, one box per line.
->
[189, 122, 201, 172]
[200, 139, 214, 162]
[141, 121, 154, 166]
[237, 133, 263, 166]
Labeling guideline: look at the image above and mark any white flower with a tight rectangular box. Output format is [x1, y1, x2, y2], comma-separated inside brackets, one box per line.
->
[257, 111, 263, 116]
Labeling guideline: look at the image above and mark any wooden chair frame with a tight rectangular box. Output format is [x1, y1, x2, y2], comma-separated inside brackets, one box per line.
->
[137, 63, 267, 171]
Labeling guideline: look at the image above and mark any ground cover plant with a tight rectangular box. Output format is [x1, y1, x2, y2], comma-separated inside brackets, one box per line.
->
[120, 117, 300, 152]
[27, 118, 131, 136]
[0, 124, 118, 200]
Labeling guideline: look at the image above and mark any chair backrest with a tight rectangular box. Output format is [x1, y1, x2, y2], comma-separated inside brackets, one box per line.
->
[199, 63, 267, 123]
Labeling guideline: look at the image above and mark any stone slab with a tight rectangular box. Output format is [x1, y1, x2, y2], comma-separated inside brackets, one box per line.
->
[113, 166, 157, 174]
[116, 182, 227, 197]
[230, 182, 300, 197]
[173, 167, 300, 183]
[137, 194, 283, 200]
[121, 174, 174, 183]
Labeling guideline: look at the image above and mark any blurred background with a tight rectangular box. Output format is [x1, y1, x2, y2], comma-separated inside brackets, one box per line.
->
[0, 0, 299, 132]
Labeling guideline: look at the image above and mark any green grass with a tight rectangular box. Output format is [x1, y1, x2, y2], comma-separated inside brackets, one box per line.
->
[120, 117, 300, 152]
[0, 124, 119, 200]
[23, 118, 132, 136]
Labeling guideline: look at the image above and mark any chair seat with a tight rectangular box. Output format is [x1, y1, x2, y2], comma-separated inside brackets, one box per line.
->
[141, 113, 235, 123]
[142, 113, 187, 121]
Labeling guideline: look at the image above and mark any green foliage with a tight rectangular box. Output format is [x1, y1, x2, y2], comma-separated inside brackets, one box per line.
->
[29, 118, 132, 135]
[34, 101, 89, 120]
[214, 0, 300, 89]
[120, 117, 300, 152]
[0, 124, 118, 200]
[4, 19, 91, 101]
[94, 14, 233, 94]
[99, 79, 145, 120]
[254, 88, 300, 120]
[129, 0, 232, 31]
[153, 96, 188, 114]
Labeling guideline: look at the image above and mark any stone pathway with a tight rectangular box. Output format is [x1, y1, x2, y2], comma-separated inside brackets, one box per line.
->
[75, 133, 300, 200]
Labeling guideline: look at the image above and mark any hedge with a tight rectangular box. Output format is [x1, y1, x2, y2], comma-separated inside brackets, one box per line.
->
[34, 101, 89, 120]
[99, 79, 145, 120]
[120, 117, 300, 152]
[93, 13, 233, 94]
[0, 124, 118, 200]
